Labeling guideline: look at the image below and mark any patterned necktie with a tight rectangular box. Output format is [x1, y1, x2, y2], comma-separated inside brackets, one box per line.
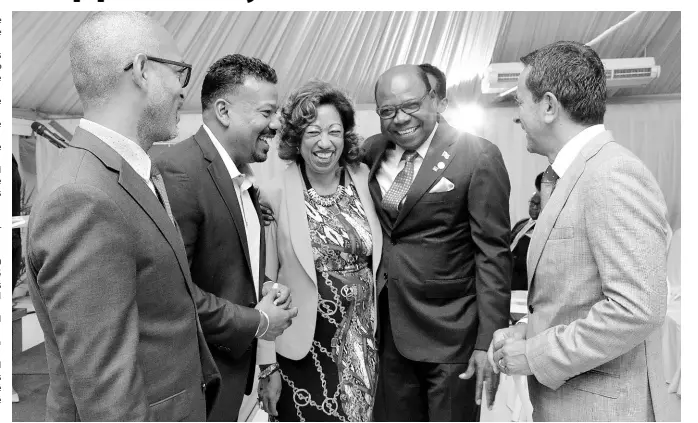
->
[540, 165, 560, 210]
[382, 150, 419, 217]
[150, 164, 176, 226]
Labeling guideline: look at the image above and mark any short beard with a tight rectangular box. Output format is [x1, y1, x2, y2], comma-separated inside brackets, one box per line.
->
[251, 149, 268, 163]
[137, 90, 178, 148]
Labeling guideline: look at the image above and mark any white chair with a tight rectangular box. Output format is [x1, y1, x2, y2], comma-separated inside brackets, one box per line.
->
[667, 228, 681, 301]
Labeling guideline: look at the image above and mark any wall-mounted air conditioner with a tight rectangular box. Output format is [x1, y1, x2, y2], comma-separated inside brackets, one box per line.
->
[481, 57, 661, 94]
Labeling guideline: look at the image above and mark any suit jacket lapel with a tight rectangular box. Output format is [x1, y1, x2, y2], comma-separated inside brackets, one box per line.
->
[393, 124, 457, 229]
[367, 138, 394, 236]
[527, 130, 615, 288]
[249, 185, 267, 296]
[71, 128, 196, 298]
[285, 164, 317, 285]
[194, 127, 253, 279]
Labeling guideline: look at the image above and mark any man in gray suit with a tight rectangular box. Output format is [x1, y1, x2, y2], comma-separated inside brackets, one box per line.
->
[26, 12, 271, 420]
[490, 41, 671, 421]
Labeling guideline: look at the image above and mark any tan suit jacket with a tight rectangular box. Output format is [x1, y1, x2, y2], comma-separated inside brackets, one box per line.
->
[525, 130, 671, 421]
[257, 162, 382, 362]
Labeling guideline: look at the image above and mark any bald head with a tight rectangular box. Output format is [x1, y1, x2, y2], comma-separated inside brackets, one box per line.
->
[374, 64, 431, 103]
[69, 12, 178, 110]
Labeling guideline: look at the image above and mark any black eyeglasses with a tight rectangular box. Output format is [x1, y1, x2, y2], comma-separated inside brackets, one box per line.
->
[376, 91, 433, 120]
[124, 56, 192, 88]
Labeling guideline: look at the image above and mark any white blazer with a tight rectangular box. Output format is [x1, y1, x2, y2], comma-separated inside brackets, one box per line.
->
[257, 162, 383, 363]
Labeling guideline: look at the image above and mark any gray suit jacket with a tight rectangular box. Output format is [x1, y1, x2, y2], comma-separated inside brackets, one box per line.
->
[525, 130, 671, 421]
[26, 128, 230, 421]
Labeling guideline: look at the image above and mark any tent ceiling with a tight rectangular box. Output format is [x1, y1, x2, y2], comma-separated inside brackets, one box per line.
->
[12, 10, 680, 117]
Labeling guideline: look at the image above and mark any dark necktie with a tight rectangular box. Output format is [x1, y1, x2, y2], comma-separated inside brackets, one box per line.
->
[540, 165, 560, 210]
[150, 164, 176, 226]
[381, 150, 419, 217]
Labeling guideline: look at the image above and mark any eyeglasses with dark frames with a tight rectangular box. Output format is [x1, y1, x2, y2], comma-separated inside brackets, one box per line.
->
[376, 91, 433, 120]
[124, 55, 192, 88]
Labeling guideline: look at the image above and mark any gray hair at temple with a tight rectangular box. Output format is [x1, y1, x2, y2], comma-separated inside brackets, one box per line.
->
[69, 12, 168, 110]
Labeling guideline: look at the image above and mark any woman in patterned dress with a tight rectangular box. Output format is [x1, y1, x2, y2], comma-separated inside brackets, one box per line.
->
[257, 80, 383, 421]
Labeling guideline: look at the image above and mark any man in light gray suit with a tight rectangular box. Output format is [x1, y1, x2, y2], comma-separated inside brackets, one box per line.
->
[489, 41, 671, 421]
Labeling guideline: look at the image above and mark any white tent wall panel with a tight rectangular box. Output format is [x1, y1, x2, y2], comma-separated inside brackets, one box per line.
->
[30, 99, 680, 231]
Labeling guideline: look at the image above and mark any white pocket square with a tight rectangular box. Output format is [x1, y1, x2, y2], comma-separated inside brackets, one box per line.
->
[429, 177, 455, 193]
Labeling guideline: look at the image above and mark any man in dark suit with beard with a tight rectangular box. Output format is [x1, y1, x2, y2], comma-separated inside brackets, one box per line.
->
[156, 54, 298, 421]
[364, 64, 512, 421]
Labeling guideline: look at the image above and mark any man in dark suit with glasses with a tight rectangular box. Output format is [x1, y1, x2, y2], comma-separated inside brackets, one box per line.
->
[363, 64, 512, 421]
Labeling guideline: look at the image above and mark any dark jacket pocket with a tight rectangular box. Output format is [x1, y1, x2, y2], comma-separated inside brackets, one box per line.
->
[564, 368, 620, 399]
[423, 277, 474, 299]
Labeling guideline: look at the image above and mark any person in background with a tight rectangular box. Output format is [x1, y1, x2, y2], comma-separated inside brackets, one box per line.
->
[257, 80, 383, 421]
[155, 54, 297, 421]
[365, 64, 512, 421]
[510, 172, 543, 291]
[418, 63, 449, 117]
[491, 40, 671, 421]
[25, 12, 247, 420]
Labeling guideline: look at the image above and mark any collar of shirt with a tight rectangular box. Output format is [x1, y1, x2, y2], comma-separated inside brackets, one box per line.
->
[203, 124, 256, 191]
[551, 124, 606, 178]
[392, 121, 439, 161]
[79, 118, 152, 182]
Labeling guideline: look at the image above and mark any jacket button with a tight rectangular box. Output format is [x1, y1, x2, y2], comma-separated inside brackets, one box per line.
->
[528, 305, 534, 314]
[201, 383, 206, 392]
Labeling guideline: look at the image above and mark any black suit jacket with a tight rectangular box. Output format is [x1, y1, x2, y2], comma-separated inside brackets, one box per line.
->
[155, 126, 265, 420]
[26, 128, 222, 421]
[363, 121, 512, 363]
[511, 218, 534, 291]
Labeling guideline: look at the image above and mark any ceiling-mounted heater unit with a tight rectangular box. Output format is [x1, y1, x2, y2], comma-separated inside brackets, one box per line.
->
[481, 57, 661, 94]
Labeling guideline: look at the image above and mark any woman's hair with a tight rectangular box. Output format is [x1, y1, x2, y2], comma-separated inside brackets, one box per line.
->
[278, 80, 363, 166]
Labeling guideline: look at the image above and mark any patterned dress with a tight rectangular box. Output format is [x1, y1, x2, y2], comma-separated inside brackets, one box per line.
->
[272, 167, 377, 422]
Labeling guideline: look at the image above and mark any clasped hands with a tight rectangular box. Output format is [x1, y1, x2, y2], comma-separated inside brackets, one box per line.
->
[487, 323, 532, 377]
[256, 281, 298, 341]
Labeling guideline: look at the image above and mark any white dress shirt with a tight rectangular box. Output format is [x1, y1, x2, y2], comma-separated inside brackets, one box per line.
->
[79, 119, 156, 195]
[376, 122, 439, 196]
[551, 124, 606, 178]
[203, 124, 261, 298]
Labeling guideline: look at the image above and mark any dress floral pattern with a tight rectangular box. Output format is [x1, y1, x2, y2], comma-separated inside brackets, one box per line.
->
[272, 171, 377, 422]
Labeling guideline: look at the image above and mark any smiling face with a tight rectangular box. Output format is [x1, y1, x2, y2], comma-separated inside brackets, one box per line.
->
[300, 104, 345, 176]
[376, 67, 438, 151]
[222, 76, 280, 164]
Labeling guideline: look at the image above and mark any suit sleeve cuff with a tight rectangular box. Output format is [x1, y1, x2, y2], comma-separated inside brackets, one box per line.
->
[525, 330, 565, 390]
[475, 333, 494, 351]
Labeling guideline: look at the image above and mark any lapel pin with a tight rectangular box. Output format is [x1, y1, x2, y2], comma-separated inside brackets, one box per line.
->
[432, 166, 438, 172]
[437, 162, 445, 169]
[442, 151, 450, 160]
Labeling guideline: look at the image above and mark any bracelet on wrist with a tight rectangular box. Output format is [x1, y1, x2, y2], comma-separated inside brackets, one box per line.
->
[258, 362, 280, 379]
[256, 309, 270, 338]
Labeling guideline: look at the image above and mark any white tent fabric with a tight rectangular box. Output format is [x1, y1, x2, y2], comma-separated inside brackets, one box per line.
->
[32, 97, 681, 231]
[13, 11, 679, 116]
